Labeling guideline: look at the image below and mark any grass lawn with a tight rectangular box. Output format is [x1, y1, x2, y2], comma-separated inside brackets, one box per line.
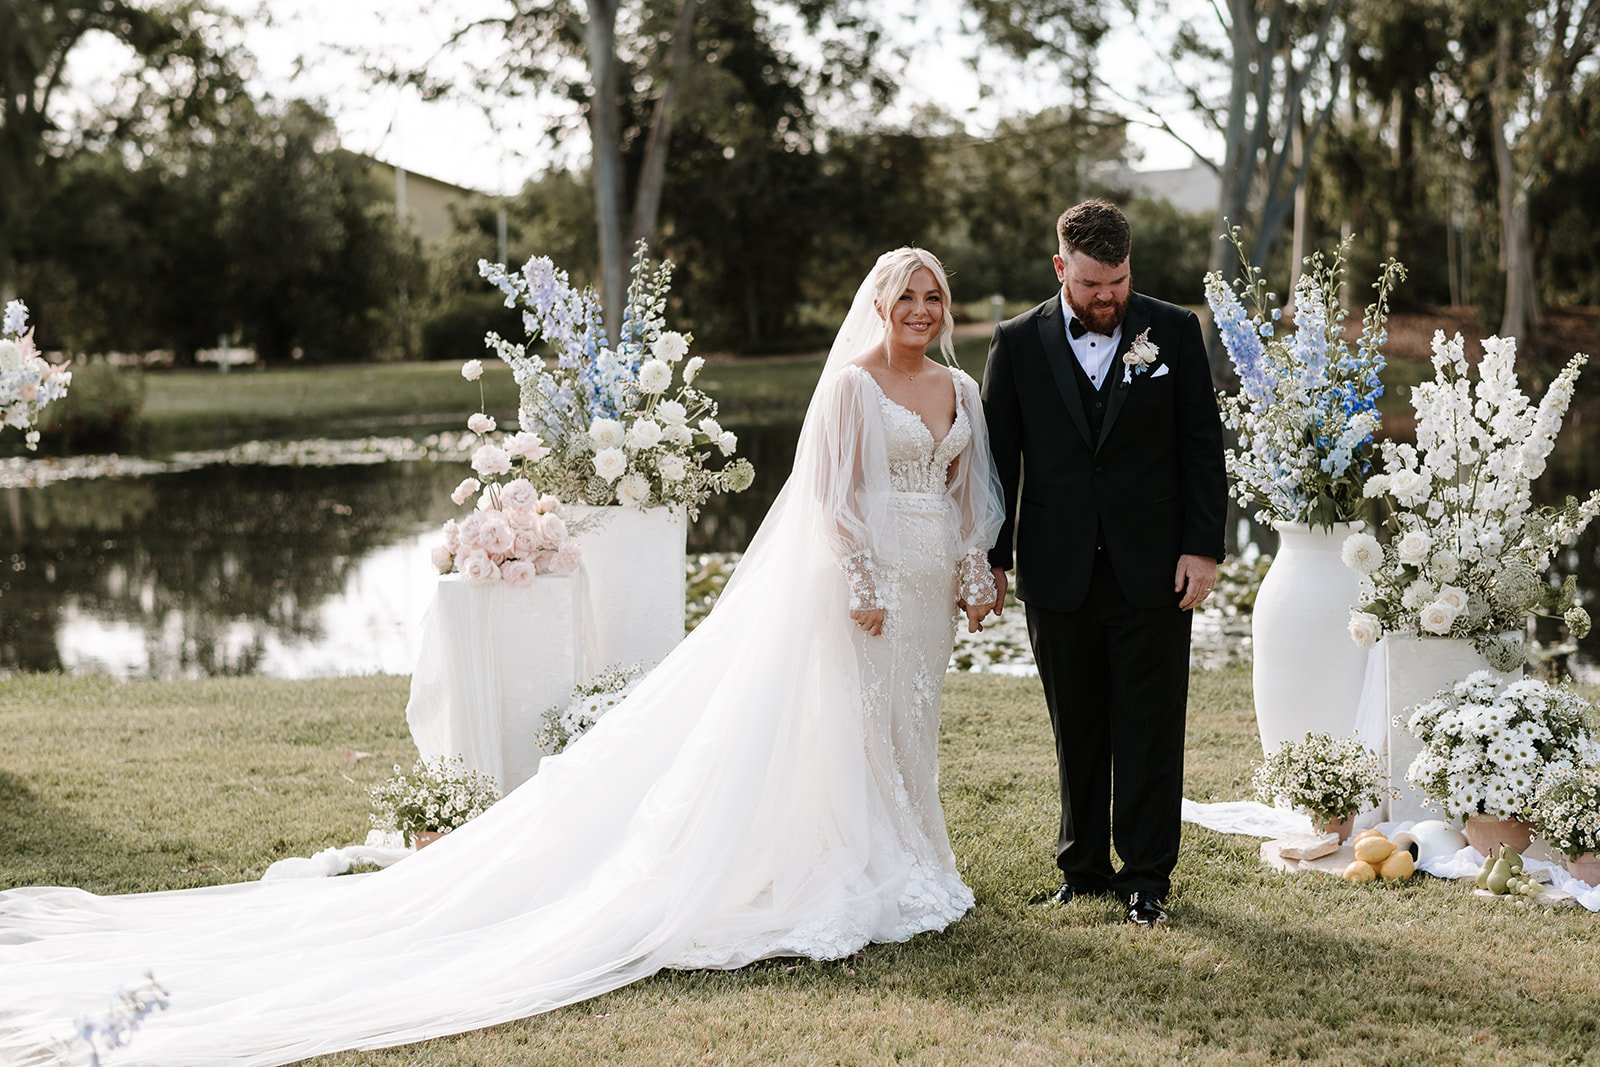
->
[4, 668, 1600, 1064]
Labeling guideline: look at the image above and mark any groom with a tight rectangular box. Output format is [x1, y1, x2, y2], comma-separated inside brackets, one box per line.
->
[981, 199, 1226, 926]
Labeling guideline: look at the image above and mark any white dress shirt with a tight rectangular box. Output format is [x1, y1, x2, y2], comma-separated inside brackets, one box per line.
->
[1059, 292, 1122, 391]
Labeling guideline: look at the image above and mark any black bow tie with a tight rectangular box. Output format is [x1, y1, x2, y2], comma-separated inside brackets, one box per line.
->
[1068, 318, 1089, 339]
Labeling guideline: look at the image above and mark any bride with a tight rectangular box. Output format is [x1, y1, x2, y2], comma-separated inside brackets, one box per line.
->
[0, 248, 1003, 1066]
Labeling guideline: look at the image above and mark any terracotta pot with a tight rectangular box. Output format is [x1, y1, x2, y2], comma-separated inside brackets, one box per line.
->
[411, 830, 445, 850]
[1463, 814, 1533, 854]
[1320, 814, 1356, 842]
[1565, 852, 1600, 887]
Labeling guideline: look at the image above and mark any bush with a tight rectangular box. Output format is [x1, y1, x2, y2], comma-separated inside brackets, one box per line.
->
[419, 291, 524, 363]
[39, 360, 145, 452]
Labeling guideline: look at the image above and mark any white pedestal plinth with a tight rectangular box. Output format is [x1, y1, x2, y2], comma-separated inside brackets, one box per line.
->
[1384, 635, 1521, 821]
[571, 504, 687, 680]
[405, 573, 580, 791]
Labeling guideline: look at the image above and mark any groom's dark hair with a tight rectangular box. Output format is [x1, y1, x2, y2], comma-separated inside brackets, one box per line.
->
[1057, 200, 1131, 266]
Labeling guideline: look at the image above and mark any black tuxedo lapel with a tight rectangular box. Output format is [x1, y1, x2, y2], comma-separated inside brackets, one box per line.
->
[1097, 294, 1152, 453]
[1036, 298, 1094, 450]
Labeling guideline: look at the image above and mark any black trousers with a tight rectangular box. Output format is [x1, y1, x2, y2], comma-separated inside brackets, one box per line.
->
[1024, 549, 1192, 898]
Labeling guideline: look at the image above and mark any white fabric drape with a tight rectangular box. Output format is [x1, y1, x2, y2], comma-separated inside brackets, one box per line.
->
[0, 253, 1003, 1066]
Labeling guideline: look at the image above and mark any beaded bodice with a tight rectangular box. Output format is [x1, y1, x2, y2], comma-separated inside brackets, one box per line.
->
[854, 368, 971, 494]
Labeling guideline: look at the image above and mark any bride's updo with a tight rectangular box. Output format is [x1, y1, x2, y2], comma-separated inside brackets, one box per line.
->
[872, 247, 957, 363]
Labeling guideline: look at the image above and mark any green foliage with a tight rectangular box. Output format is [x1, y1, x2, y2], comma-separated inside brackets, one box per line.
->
[37, 360, 146, 452]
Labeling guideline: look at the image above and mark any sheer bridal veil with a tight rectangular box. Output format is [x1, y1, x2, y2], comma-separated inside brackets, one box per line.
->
[0, 249, 1000, 1067]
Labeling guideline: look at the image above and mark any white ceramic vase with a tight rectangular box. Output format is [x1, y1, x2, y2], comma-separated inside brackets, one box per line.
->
[571, 504, 688, 681]
[1383, 634, 1522, 822]
[1251, 521, 1371, 757]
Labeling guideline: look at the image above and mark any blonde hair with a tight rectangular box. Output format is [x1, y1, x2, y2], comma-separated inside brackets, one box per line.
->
[872, 247, 957, 364]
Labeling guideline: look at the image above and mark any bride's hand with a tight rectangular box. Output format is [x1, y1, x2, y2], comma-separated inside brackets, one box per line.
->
[962, 601, 994, 633]
[850, 608, 885, 637]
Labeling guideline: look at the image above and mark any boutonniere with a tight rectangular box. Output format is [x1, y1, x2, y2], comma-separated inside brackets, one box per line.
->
[1120, 329, 1159, 385]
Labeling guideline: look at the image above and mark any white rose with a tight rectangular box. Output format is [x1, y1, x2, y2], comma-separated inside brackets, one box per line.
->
[1396, 529, 1432, 566]
[651, 331, 690, 362]
[616, 472, 651, 507]
[460, 359, 484, 381]
[1348, 611, 1382, 649]
[470, 444, 512, 477]
[626, 418, 663, 450]
[1388, 469, 1428, 504]
[698, 416, 722, 439]
[1419, 600, 1458, 635]
[430, 544, 455, 573]
[657, 453, 687, 482]
[589, 417, 625, 450]
[450, 477, 482, 506]
[592, 447, 627, 482]
[1341, 532, 1383, 575]
[637, 359, 672, 394]
[1435, 584, 1469, 613]
[656, 399, 688, 425]
[683, 356, 706, 384]
[717, 430, 738, 456]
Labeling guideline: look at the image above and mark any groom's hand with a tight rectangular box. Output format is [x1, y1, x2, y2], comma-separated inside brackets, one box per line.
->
[1174, 554, 1218, 611]
[989, 567, 1008, 616]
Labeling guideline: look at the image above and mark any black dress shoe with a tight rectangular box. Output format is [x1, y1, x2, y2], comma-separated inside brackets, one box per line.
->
[1124, 892, 1169, 926]
[1035, 883, 1110, 906]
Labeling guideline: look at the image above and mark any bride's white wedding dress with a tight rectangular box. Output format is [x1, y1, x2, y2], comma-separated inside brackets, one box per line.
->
[0, 262, 1003, 1066]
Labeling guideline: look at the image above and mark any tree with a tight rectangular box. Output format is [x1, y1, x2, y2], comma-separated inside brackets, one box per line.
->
[0, 0, 219, 301]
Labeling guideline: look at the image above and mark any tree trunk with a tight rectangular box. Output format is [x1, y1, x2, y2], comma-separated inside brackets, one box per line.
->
[1492, 17, 1540, 340]
[629, 0, 699, 248]
[585, 0, 627, 343]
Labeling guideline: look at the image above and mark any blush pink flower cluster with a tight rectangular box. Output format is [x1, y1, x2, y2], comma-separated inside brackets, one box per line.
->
[432, 479, 581, 585]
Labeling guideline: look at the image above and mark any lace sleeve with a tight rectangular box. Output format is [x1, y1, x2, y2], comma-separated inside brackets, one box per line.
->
[842, 552, 882, 611]
[957, 549, 997, 608]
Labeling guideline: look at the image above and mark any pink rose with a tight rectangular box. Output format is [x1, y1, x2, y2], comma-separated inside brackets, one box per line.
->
[458, 550, 499, 584]
[551, 543, 582, 574]
[479, 512, 515, 555]
[430, 544, 455, 573]
[532, 550, 557, 574]
[441, 519, 460, 553]
[467, 412, 497, 434]
[456, 512, 486, 551]
[500, 559, 537, 587]
[450, 477, 481, 506]
[471, 444, 512, 477]
[535, 494, 562, 514]
[538, 513, 568, 545]
[504, 505, 538, 531]
[499, 478, 537, 510]
[512, 531, 539, 557]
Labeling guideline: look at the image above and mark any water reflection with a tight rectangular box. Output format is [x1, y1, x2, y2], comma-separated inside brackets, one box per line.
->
[2, 417, 1596, 680]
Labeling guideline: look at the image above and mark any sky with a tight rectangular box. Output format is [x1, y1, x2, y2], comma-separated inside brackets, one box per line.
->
[67, 0, 1221, 196]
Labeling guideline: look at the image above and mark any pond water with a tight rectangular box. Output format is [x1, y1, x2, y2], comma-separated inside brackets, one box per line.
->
[3, 417, 1597, 682]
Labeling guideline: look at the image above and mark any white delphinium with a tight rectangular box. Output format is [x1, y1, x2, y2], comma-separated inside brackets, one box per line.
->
[1346, 332, 1600, 665]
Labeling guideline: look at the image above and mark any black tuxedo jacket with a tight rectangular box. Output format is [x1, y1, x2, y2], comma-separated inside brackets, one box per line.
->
[982, 291, 1227, 611]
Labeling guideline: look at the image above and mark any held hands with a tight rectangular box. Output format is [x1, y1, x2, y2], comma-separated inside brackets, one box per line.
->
[1175, 553, 1218, 611]
[850, 608, 885, 637]
[957, 568, 1008, 633]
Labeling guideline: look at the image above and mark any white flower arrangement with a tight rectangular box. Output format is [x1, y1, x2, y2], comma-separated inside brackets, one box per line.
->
[1206, 230, 1405, 528]
[1531, 764, 1600, 860]
[1344, 331, 1600, 668]
[428, 370, 586, 584]
[1403, 671, 1599, 822]
[0, 300, 72, 450]
[478, 243, 754, 519]
[369, 755, 502, 845]
[1251, 732, 1395, 826]
[536, 663, 644, 754]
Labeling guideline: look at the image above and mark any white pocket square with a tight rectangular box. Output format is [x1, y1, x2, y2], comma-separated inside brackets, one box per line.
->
[1149, 363, 1170, 379]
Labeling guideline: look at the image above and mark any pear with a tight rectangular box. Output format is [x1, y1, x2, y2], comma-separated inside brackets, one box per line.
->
[1486, 856, 1513, 895]
[1502, 846, 1524, 874]
[1475, 852, 1495, 890]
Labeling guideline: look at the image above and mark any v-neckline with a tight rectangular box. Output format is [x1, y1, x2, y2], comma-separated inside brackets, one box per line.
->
[857, 367, 961, 449]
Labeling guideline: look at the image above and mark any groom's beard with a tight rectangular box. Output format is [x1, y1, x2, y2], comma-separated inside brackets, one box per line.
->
[1066, 291, 1130, 335]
